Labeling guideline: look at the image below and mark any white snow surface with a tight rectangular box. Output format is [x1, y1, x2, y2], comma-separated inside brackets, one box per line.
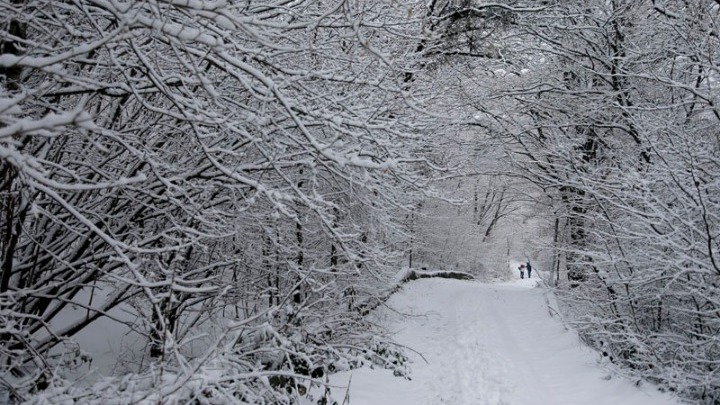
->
[325, 276, 680, 405]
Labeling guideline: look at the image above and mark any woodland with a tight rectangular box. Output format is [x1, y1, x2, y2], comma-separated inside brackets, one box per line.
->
[0, 0, 718, 403]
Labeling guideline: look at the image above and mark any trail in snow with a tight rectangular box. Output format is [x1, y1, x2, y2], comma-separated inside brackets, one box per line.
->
[328, 277, 680, 405]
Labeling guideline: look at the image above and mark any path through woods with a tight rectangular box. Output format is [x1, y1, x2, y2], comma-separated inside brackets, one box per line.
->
[326, 277, 680, 405]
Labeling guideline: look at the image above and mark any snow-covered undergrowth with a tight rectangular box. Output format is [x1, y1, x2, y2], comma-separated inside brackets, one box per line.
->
[11, 309, 409, 405]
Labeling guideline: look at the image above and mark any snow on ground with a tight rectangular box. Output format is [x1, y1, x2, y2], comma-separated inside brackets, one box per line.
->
[325, 274, 680, 405]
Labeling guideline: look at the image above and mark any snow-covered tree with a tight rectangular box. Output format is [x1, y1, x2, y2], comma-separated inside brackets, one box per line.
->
[489, 1, 720, 401]
[0, 0, 437, 402]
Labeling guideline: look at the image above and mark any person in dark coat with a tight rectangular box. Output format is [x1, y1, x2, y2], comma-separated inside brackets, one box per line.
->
[518, 264, 525, 279]
[526, 261, 532, 278]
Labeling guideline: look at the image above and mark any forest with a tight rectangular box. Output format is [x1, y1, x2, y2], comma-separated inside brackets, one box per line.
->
[0, 0, 718, 403]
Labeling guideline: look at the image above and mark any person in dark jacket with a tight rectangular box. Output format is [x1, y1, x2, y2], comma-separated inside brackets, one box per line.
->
[526, 261, 532, 278]
[518, 263, 525, 279]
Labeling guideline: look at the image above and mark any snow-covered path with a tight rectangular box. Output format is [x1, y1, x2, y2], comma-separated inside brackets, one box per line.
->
[328, 277, 680, 405]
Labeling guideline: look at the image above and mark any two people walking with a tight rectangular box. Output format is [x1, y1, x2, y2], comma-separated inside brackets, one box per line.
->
[518, 261, 532, 279]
